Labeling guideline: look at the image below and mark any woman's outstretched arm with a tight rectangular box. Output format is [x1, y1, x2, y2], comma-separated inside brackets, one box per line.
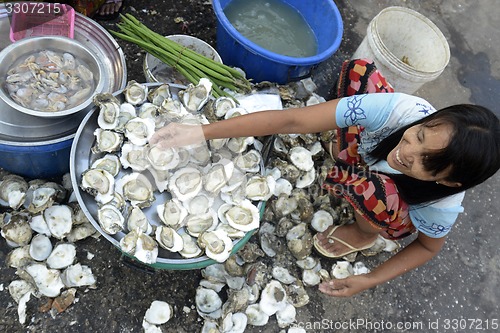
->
[204, 98, 341, 139]
[150, 98, 341, 148]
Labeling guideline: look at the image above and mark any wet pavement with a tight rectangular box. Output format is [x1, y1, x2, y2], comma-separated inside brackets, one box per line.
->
[1, 0, 499, 332]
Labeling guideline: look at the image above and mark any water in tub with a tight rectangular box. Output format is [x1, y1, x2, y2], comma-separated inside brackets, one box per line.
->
[224, 0, 317, 58]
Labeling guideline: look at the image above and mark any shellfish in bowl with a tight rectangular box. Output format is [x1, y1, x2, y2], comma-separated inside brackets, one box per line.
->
[0, 36, 106, 117]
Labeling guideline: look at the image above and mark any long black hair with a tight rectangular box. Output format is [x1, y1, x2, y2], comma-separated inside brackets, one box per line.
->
[369, 104, 500, 205]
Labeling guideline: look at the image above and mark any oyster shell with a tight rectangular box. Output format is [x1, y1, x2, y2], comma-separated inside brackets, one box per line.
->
[272, 267, 297, 285]
[272, 194, 298, 217]
[179, 78, 212, 112]
[61, 263, 96, 287]
[224, 107, 248, 120]
[146, 145, 180, 171]
[331, 261, 354, 279]
[81, 168, 115, 204]
[8, 279, 35, 304]
[289, 146, 314, 171]
[214, 96, 237, 118]
[91, 154, 121, 177]
[245, 303, 269, 326]
[27, 186, 58, 214]
[185, 210, 218, 237]
[159, 97, 189, 121]
[156, 199, 188, 229]
[198, 229, 234, 263]
[221, 312, 248, 333]
[203, 160, 234, 194]
[6, 245, 33, 268]
[97, 204, 125, 235]
[259, 280, 288, 316]
[179, 233, 203, 258]
[1, 214, 32, 247]
[0, 174, 28, 210]
[23, 263, 65, 297]
[127, 206, 152, 234]
[353, 262, 371, 275]
[144, 300, 173, 325]
[183, 193, 214, 215]
[149, 168, 171, 193]
[120, 228, 139, 254]
[95, 93, 121, 130]
[28, 234, 53, 261]
[138, 102, 159, 120]
[310, 210, 334, 232]
[187, 144, 211, 166]
[276, 303, 296, 328]
[296, 168, 316, 189]
[155, 226, 184, 252]
[134, 231, 158, 264]
[120, 143, 150, 172]
[227, 137, 254, 154]
[196, 286, 223, 319]
[124, 80, 148, 105]
[169, 166, 203, 201]
[115, 173, 155, 208]
[148, 83, 171, 106]
[46, 243, 76, 269]
[223, 199, 260, 232]
[43, 205, 73, 240]
[115, 102, 137, 133]
[245, 175, 276, 201]
[124, 117, 155, 146]
[234, 149, 262, 173]
[92, 128, 124, 154]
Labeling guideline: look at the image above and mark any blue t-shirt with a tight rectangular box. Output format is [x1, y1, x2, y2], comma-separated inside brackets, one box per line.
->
[335, 93, 464, 238]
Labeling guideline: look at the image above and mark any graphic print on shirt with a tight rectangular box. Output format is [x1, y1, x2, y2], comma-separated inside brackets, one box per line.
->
[412, 216, 451, 236]
[343, 95, 368, 126]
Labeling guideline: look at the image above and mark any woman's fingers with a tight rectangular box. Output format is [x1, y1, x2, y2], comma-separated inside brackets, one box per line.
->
[150, 123, 206, 148]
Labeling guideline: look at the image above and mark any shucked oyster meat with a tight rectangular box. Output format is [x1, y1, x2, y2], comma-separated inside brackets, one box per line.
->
[168, 166, 203, 202]
[115, 173, 155, 208]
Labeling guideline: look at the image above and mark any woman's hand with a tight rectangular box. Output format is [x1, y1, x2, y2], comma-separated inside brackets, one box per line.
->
[318, 274, 374, 297]
[149, 122, 206, 149]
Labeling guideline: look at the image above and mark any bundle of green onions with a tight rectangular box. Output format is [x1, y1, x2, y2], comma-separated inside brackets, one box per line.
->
[110, 14, 252, 98]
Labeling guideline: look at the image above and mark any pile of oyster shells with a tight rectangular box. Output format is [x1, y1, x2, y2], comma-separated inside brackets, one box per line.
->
[80, 79, 284, 265]
[191, 79, 401, 333]
[0, 170, 99, 324]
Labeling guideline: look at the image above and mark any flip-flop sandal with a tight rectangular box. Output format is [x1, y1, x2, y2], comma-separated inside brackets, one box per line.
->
[321, 140, 337, 160]
[92, 0, 124, 21]
[313, 225, 377, 259]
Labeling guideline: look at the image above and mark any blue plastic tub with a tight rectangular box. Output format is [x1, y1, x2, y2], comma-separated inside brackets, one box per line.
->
[213, 0, 343, 84]
[0, 135, 74, 179]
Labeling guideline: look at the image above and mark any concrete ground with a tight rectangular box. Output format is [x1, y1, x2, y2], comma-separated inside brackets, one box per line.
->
[1, 0, 499, 332]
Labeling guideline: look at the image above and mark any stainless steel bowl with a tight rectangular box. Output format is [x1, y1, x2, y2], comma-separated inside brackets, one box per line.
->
[0, 36, 106, 118]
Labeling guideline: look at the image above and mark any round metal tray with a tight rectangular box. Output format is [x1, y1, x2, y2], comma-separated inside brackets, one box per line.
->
[70, 83, 261, 270]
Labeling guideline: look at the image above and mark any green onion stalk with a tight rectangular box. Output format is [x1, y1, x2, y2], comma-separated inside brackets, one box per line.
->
[110, 14, 252, 99]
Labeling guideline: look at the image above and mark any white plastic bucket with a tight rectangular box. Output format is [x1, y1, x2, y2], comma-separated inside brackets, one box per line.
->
[352, 6, 450, 94]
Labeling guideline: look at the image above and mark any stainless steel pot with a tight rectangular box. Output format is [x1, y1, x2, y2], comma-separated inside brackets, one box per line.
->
[0, 3, 127, 178]
[0, 4, 127, 142]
